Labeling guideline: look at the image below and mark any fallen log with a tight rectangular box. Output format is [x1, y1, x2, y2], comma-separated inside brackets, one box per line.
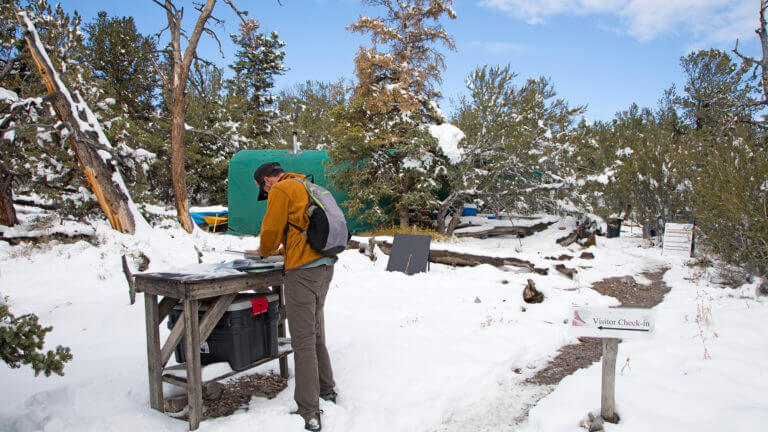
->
[0, 232, 96, 245]
[454, 221, 555, 239]
[556, 224, 596, 247]
[17, 12, 139, 234]
[348, 239, 549, 275]
[554, 264, 577, 279]
[545, 254, 573, 261]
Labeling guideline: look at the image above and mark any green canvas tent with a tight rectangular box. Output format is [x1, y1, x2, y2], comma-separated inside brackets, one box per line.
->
[227, 149, 369, 235]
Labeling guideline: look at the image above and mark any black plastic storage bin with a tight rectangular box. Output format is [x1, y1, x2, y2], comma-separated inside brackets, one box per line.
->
[168, 294, 279, 370]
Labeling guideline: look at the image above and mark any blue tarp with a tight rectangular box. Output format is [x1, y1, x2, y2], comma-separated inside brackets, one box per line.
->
[190, 211, 228, 225]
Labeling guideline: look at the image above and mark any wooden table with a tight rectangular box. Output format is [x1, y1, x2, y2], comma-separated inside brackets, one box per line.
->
[134, 268, 291, 430]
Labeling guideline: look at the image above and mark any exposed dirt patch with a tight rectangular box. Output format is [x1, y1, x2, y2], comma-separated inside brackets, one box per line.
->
[590, 268, 671, 308]
[203, 374, 288, 418]
[174, 372, 288, 421]
[524, 267, 670, 385]
[204, 372, 288, 418]
[525, 337, 604, 386]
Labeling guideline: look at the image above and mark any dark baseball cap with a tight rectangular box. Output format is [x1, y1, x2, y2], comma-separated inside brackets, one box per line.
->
[253, 162, 283, 201]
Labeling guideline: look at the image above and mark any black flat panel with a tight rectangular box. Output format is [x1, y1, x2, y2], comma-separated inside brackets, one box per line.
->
[385, 233, 431, 275]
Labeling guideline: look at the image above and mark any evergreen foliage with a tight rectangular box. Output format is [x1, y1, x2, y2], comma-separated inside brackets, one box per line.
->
[330, 99, 446, 226]
[0, 0, 98, 218]
[225, 18, 287, 144]
[329, 0, 457, 227]
[84, 12, 157, 116]
[82, 11, 163, 205]
[453, 65, 584, 215]
[0, 0, 766, 279]
[677, 50, 767, 274]
[1, 295, 73, 377]
[273, 80, 347, 149]
[184, 62, 234, 204]
[579, 49, 767, 274]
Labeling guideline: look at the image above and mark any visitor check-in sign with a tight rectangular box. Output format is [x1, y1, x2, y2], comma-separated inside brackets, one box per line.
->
[569, 307, 656, 339]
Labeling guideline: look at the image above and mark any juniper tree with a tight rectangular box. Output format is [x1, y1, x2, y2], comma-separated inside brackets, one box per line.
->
[329, 0, 457, 228]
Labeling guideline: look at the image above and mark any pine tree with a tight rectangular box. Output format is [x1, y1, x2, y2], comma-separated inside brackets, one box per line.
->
[329, 0, 457, 227]
[453, 65, 584, 216]
[84, 12, 158, 117]
[677, 50, 767, 274]
[185, 62, 235, 205]
[0, 295, 73, 377]
[82, 11, 163, 206]
[272, 80, 347, 149]
[225, 18, 287, 143]
[592, 100, 689, 230]
[0, 0, 101, 219]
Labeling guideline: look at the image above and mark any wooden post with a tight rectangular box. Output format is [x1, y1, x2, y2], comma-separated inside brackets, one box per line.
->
[183, 299, 203, 430]
[601, 338, 620, 423]
[143, 294, 164, 411]
[277, 283, 289, 379]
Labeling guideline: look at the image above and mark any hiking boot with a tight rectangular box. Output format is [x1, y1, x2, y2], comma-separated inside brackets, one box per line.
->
[304, 411, 322, 432]
[320, 390, 338, 404]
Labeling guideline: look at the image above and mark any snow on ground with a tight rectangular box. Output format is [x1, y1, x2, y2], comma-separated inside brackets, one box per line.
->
[0, 217, 766, 432]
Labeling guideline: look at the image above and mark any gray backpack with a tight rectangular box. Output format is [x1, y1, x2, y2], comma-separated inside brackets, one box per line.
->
[287, 178, 350, 256]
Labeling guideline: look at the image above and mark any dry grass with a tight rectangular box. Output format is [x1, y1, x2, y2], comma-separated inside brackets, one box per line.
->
[361, 226, 453, 243]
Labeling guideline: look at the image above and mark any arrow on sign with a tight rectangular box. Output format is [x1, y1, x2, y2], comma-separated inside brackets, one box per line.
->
[598, 326, 650, 332]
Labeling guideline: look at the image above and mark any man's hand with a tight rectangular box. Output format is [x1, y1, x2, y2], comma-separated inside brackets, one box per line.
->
[244, 250, 262, 260]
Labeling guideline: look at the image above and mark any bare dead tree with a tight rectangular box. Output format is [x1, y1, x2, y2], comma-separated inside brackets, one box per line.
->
[152, 0, 218, 232]
[15, 12, 141, 234]
[733, 0, 768, 105]
[152, 0, 252, 233]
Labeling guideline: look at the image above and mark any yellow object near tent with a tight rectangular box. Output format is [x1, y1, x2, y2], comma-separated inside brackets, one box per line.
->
[202, 215, 228, 232]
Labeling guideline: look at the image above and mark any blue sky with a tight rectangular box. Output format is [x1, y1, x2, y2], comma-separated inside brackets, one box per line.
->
[61, 0, 762, 122]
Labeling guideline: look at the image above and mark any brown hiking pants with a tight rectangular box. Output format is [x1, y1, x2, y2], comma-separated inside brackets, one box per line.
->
[284, 264, 336, 420]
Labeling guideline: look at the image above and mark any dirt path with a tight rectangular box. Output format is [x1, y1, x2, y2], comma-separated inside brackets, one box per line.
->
[520, 267, 670, 409]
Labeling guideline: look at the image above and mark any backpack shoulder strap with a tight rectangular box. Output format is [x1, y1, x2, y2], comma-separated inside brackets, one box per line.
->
[285, 177, 311, 236]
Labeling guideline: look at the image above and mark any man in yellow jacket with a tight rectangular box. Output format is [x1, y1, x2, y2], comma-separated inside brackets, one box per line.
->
[254, 162, 337, 432]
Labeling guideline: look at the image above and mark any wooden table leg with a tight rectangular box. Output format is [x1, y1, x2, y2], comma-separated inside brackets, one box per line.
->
[143, 293, 164, 411]
[277, 284, 289, 379]
[183, 299, 203, 430]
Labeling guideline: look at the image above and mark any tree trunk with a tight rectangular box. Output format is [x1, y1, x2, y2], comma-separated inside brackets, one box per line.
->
[436, 192, 465, 234]
[0, 162, 17, 226]
[17, 12, 138, 234]
[759, 1, 768, 103]
[398, 205, 409, 229]
[162, 0, 217, 234]
[171, 83, 193, 233]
